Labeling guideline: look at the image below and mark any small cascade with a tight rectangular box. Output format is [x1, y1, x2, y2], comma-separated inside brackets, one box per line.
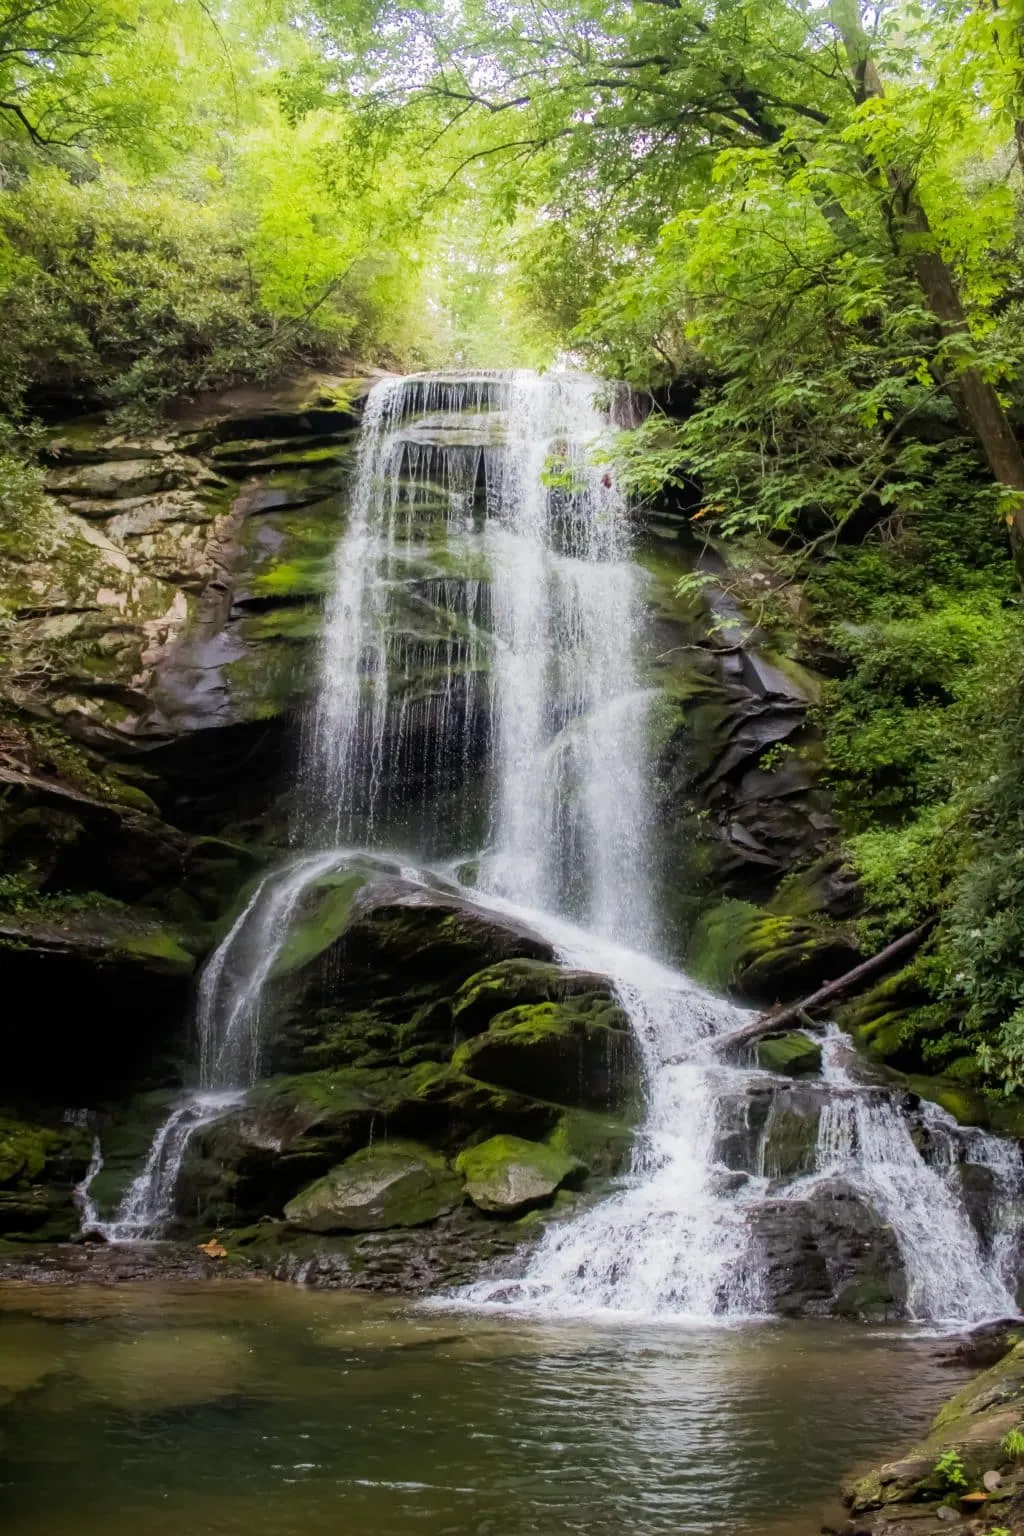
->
[781, 1033, 1023, 1323]
[455, 904, 761, 1318]
[83, 852, 344, 1240]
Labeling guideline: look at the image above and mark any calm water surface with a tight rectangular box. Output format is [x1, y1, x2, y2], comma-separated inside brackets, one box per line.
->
[0, 1282, 968, 1536]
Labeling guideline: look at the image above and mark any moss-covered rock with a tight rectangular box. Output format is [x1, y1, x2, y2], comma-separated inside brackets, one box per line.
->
[283, 1141, 463, 1232]
[0, 1115, 91, 1238]
[455, 1134, 584, 1215]
[759, 1102, 820, 1179]
[843, 1338, 1024, 1517]
[688, 897, 858, 1004]
[450, 958, 622, 1037]
[548, 1107, 636, 1178]
[755, 1031, 822, 1078]
[452, 998, 637, 1111]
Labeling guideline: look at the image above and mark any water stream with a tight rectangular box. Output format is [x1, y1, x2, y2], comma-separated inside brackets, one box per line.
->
[81, 370, 1024, 1326]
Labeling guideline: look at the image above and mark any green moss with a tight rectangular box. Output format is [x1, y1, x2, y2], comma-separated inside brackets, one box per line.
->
[283, 1140, 462, 1232]
[250, 557, 333, 601]
[270, 871, 368, 978]
[452, 999, 637, 1112]
[688, 898, 854, 1001]
[547, 1108, 635, 1177]
[755, 1031, 822, 1078]
[455, 1133, 584, 1214]
[116, 929, 195, 974]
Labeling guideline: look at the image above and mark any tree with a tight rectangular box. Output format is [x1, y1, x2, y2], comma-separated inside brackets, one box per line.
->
[317, 0, 1024, 569]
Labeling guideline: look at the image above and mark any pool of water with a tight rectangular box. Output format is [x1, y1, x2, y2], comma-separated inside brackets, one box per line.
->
[0, 1282, 968, 1536]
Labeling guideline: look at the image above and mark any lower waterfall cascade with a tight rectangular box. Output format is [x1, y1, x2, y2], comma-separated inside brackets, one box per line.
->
[80, 370, 1024, 1326]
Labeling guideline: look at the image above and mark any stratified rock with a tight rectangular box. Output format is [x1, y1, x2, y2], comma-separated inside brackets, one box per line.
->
[456, 1135, 584, 1215]
[44, 455, 216, 501]
[283, 1141, 462, 1232]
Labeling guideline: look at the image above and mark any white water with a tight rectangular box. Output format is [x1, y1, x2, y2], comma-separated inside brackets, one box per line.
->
[84, 852, 345, 1239]
[80, 371, 1024, 1324]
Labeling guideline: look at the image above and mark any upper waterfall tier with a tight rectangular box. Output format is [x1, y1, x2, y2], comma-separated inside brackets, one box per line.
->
[304, 370, 657, 952]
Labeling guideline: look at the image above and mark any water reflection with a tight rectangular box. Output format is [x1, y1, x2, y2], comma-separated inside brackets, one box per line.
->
[0, 1283, 967, 1536]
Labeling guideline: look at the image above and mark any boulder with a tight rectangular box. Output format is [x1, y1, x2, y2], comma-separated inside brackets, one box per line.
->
[748, 1176, 907, 1319]
[452, 998, 637, 1110]
[283, 1141, 462, 1232]
[755, 1031, 822, 1077]
[456, 1134, 585, 1215]
[450, 958, 622, 1037]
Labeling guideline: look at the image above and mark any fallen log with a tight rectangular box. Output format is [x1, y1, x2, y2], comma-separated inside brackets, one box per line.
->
[692, 917, 936, 1060]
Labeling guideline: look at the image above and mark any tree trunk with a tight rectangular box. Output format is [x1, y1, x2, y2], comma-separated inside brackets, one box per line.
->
[830, 0, 1024, 577]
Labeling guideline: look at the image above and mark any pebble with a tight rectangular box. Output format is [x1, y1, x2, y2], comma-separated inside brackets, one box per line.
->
[982, 1469, 1002, 1492]
[935, 1507, 961, 1524]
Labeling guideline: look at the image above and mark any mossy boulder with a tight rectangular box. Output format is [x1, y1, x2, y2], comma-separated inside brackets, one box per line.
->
[0, 1115, 91, 1238]
[452, 998, 637, 1110]
[688, 897, 858, 1005]
[755, 1031, 822, 1078]
[455, 1134, 584, 1215]
[548, 1107, 636, 1177]
[283, 1141, 463, 1232]
[450, 958, 622, 1037]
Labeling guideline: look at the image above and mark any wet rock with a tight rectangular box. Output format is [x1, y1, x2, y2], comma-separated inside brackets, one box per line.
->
[760, 1101, 821, 1178]
[283, 1141, 463, 1232]
[688, 897, 859, 1006]
[755, 1030, 822, 1077]
[455, 1135, 585, 1214]
[450, 958, 620, 1037]
[452, 999, 637, 1111]
[749, 1177, 906, 1318]
[0, 909, 198, 1099]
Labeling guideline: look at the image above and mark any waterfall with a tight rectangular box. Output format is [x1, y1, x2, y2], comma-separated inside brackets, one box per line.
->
[85, 852, 343, 1240]
[80, 370, 1024, 1327]
[302, 369, 655, 943]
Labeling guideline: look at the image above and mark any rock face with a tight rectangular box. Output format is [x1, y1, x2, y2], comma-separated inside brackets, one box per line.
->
[0, 1117, 92, 1241]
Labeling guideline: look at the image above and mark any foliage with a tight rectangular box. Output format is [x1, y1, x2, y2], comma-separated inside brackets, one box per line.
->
[1001, 1428, 1024, 1460]
[942, 636, 1024, 1089]
[0, 870, 123, 916]
[933, 1449, 968, 1491]
[0, 1, 466, 429]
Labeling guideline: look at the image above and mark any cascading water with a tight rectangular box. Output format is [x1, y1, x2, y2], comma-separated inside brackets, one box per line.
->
[85, 852, 343, 1240]
[81, 370, 1024, 1326]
